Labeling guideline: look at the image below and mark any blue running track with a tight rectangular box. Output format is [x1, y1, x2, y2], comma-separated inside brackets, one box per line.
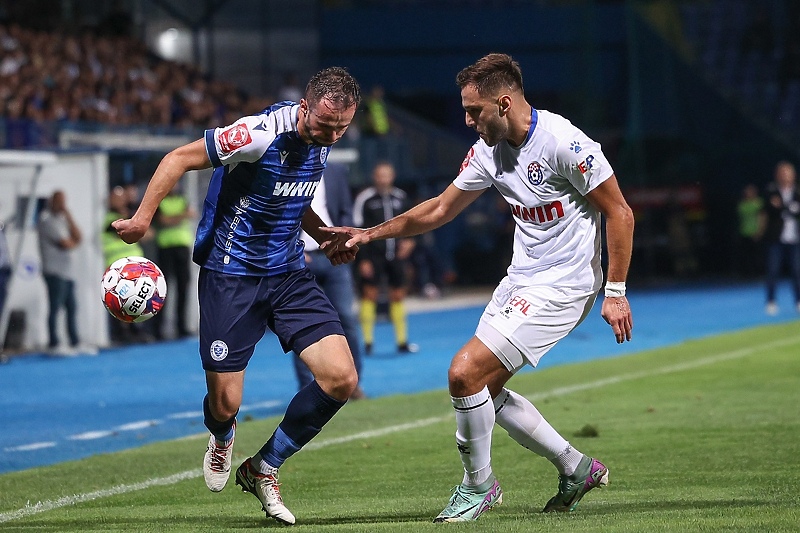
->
[1, 281, 798, 474]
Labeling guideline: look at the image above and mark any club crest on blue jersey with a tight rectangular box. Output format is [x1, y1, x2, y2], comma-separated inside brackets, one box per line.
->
[320, 147, 328, 164]
[527, 161, 544, 186]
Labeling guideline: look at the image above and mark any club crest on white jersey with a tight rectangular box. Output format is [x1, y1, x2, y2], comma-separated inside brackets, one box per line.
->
[453, 109, 614, 291]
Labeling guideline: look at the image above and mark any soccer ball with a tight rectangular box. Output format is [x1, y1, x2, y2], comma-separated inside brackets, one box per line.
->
[101, 256, 167, 322]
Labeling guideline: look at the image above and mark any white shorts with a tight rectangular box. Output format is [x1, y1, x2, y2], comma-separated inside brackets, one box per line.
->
[475, 278, 598, 373]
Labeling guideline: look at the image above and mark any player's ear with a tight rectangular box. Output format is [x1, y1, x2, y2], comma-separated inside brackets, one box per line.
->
[497, 94, 512, 116]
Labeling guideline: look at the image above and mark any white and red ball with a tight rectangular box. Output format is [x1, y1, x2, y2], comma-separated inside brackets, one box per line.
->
[101, 256, 167, 322]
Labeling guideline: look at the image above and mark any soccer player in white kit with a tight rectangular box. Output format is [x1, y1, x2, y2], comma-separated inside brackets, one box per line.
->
[324, 53, 634, 522]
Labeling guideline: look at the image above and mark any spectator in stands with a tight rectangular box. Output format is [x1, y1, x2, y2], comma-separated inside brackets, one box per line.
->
[736, 183, 765, 278]
[37, 190, 88, 356]
[353, 161, 417, 354]
[0, 22, 265, 142]
[293, 165, 366, 399]
[153, 185, 195, 340]
[763, 161, 800, 315]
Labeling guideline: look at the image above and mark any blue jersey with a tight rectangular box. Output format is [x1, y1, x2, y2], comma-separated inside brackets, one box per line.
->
[194, 102, 330, 276]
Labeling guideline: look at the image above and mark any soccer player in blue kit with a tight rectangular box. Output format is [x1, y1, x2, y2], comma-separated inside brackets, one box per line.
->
[113, 67, 362, 525]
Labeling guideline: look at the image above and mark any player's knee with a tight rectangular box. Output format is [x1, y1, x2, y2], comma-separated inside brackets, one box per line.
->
[208, 395, 240, 421]
[319, 367, 358, 401]
[447, 360, 479, 395]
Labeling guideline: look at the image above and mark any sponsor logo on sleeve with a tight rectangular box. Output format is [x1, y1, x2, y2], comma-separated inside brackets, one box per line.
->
[577, 155, 595, 174]
[217, 123, 252, 155]
[459, 147, 475, 174]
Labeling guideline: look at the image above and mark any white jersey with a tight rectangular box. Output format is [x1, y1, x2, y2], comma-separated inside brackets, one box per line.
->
[454, 109, 613, 291]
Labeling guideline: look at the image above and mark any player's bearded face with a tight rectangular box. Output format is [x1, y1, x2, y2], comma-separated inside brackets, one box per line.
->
[461, 86, 508, 147]
[480, 112, 508, 147]
[299, 98, 356, 146]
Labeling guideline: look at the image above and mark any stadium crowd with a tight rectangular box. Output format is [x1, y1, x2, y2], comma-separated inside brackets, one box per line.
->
[0, 22, 272, 142]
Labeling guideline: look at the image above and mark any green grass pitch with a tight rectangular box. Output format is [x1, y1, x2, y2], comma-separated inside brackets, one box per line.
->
[2, 321, 799, 532]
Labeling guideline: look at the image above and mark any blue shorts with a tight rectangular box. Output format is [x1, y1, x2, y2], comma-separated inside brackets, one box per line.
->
[198, 267, 344, 372]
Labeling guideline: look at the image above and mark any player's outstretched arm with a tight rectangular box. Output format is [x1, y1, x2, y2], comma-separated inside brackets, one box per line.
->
[324, 184, 484, 248]
[586, 175, 635, 343]
[113, 139, 211, 244]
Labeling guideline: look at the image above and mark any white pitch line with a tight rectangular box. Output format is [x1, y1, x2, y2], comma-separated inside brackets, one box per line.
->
[166, 410, 203, 420]
[115, 420, 160, 432]
[240, 400, 282, 411]
[3, 442, 57, 452]
[15, 400, 284, 452]
[3, 333, 798, 524]
[0, 469, 201, 524]
[67, 430, 115, 441]
[166, 400, 282, 421]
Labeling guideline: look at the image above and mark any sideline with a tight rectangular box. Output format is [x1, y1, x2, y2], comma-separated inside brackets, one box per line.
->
[3, 333, 799, 524]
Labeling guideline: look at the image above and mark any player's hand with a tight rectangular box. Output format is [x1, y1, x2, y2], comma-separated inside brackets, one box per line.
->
[317, 228, 359, 265]
[320, 226, 371, 249]
[328, 249, 358, 266]
[601, 295, 633, 344]
[112, 217, 149, 244]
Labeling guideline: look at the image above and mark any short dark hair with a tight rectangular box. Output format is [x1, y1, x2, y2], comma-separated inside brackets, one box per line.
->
[305, 67, 361, 109]
[456, 53, 524, 97]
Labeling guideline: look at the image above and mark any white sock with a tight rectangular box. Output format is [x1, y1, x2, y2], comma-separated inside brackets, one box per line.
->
[452, 386, 495, 487]
[250, 454, 278, 476]
[493, 388, 583, 475]
[551, 444, 584, 477]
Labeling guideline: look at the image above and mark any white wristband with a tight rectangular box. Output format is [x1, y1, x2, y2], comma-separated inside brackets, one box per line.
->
[604, 281, 626, 298]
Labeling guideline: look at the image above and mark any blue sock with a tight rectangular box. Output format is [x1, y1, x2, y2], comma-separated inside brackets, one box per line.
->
[203, 395, 236, 442]
[258, 381, 346, 469]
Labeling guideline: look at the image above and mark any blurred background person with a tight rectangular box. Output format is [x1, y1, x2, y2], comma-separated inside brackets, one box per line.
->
[736, 183, 765, 278]
[153, 184, 196, 340]
[293, 165, 365, 399]
[353, 161, 417, 355]
[359, 85, 392, 179]
[37, 190, 90, 356]
[763, 161, 800, 315]
[361, 85, 390, 139]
